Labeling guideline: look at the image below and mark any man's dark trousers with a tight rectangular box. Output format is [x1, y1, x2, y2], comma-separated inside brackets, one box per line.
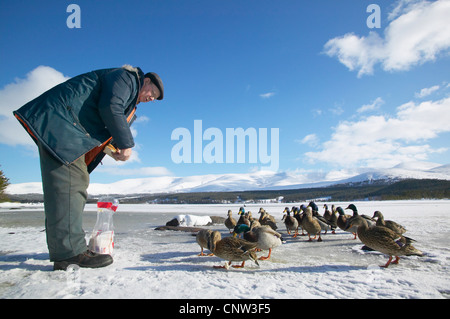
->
[38, 144, 89, 261]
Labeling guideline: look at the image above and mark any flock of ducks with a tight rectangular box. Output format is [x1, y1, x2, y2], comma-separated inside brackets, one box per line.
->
[196, 202, 423, 269]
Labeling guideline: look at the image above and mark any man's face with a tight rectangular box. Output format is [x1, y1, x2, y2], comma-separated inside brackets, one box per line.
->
[138, 78, 160, 103]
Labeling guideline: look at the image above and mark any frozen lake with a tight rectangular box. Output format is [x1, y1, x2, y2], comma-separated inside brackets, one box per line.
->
[0, 200, 449, 299]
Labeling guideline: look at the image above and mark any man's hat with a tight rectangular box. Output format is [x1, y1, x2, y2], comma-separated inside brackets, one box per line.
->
[145, 72, 164, 100]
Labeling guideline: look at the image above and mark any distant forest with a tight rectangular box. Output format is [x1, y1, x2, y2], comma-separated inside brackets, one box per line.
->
[98, 178, 450, 204]
[7, 179, 450, 204]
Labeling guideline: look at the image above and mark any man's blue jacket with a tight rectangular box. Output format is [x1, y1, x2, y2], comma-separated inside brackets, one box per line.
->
[13, 65, 144, 172]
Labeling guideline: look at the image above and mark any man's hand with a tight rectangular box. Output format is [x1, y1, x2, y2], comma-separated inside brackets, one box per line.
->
[112, 148, 132, 161]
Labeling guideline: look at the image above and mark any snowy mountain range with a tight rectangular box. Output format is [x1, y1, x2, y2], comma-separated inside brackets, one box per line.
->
[6, 161, 450, 196]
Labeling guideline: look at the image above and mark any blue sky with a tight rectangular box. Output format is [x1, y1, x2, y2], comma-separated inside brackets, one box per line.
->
[1, 0, 449, 185]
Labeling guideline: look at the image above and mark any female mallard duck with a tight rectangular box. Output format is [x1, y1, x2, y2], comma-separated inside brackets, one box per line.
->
[258, 208, 278, 230]
[247, 211, 256, 223]
[293, 207, 305, 236]
[345, 216, 423, 268]
[224, 210, 237, 233]
[345, 204, 376, 227]
[233, 224, 283, 260]
[207, 230, 259, 269]
[196, 229, 214, 256]
[302, 207, 322, 242]
[250, 218, 261, 229]
[282, 207, 299, 237]
[336, 206, 357, 239]
[327, 205, 338, 234]
[323, 204, 332, 220]
[252, 225, 283, 260]
[311, 209, 333, 234]
[372, 211, 407, 235]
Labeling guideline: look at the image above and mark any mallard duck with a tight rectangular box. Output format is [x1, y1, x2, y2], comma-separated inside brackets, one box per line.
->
[237, 207, 250, 227]
[233, 224, 283, 260]
[258, 208, 278, 230]
[302, 207, 322, 242]
[345, 216, 423, 268]
[310, 207, 333, 234]
[345, 204, 376, 227]
[282, 207, 299, 237]
[293, 207, 305, 236]
[233, 223, 263, 252]
[323, 204, 332, 221]
[247, 211, 256, 223]
[336, 206, 357, 239]
[308, 201, 319, 214]
[250, 218, 261, 229]
[196, 229, 214, 256]
[233, 224, 251, 238]
[251, 225, 283, 260]
[207, 230, 259, 269]
[327, 205, 338, 234]
[372, 211, 407, 235]
[258, 208, 267, 223]
[224, 210, 237, 233]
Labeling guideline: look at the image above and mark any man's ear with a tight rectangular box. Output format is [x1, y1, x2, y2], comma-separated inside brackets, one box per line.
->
[143, 77, 151, 85]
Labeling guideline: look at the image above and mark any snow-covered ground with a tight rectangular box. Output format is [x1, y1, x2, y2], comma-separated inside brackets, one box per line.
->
[0, 200, 449, 299]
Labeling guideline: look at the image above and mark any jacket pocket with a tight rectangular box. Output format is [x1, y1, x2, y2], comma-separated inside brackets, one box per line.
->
[66, 106, 90, 137]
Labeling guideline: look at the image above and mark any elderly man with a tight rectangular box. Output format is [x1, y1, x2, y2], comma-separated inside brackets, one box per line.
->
[13, 65, 164, 270]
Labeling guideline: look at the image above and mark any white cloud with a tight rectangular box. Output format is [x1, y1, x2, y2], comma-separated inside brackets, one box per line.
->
[415, 85, 440, 98]
[134, 115, 150, 124]
[312, 108, 323, 117]
[357, 97, 385, 113]
[260, 92, 275, 99]
[299, 134, 320, 148]
[0, 66, 70, 147]
[329, 105, 344, 115]
[324, 0, 450, 77]
[304, 96, 450, 168]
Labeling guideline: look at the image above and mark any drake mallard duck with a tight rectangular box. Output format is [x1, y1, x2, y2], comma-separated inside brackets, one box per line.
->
[345, 216, 423, 268]
[302, 207, 322, 242]
[258, 208, 278, 230]
[207, 230, 259, 269]
[237, 207, 250, 227]
[224, 210, 237, 233]
[196, 229, 214, 256]
[345, 204, 376, 227]
[233, 224, 251, 238]
[282, 207, 299, 237]
[233, 224, 283, 260]
[308, 201, 319, 214]
[372, 211, 407, 235]
[336, 206, 357, 239]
